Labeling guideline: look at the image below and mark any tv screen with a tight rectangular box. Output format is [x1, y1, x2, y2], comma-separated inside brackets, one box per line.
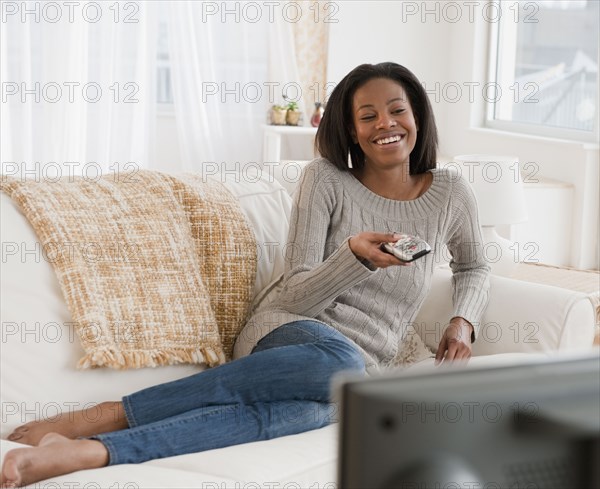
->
[337, 354, 599, 489]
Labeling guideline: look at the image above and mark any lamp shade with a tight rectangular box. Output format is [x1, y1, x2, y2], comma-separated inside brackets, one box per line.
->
[452, 154, 528, 226]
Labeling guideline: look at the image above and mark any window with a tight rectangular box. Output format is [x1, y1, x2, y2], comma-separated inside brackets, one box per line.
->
[487, 0, 598, 141]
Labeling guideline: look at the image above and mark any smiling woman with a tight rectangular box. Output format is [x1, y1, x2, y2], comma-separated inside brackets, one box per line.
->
[237, 62, 490, 369]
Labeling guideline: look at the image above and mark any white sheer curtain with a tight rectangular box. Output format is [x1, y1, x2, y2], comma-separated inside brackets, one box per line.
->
[166, 1, 278, 171]
[1, 1, 157, 177]
[268, 17, 307, 123]
[1, 1, 308, 177]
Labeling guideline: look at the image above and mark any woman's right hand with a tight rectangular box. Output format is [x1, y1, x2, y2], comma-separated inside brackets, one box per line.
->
[348, 232, 412, 269]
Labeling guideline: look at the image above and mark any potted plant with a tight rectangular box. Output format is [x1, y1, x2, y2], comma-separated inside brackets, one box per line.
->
[284, 97, 301, 126]
[269, 104, 288, 125]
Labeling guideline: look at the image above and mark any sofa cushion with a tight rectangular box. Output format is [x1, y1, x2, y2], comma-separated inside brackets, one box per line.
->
[215, 169, 293, 302]
[1, 424, 338, 487]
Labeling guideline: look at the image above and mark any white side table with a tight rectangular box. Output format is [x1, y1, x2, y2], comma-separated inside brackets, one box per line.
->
[262, 124, 318, 162]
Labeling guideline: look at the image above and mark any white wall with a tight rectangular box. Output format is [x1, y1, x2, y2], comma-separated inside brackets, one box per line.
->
[327, 1, 453, 141]
[326, 1, 599, 269]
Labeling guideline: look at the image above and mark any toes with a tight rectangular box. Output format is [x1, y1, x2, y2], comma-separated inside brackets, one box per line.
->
[12, 427, 29, 434]
[0, 477, 19, 489]
[1, 456, 22, 488]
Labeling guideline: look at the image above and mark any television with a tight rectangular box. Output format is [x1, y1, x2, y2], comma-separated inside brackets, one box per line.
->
[337, 354, 599, 489]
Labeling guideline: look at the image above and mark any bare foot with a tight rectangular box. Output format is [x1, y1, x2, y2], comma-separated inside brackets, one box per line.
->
[1, 433, 109, 487]
[6, 402, 128, 446]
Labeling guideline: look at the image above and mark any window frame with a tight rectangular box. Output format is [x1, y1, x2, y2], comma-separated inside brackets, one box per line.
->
[484, 1, 599, 144]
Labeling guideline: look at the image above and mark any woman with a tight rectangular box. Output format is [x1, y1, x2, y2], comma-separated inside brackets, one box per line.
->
[1, 62, 489, 487]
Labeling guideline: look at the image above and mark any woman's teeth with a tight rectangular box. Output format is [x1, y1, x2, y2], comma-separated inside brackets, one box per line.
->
[375, 135, 402, 145]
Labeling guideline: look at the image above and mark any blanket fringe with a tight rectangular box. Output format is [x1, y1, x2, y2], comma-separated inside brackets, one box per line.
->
[77, 346, 227, 370]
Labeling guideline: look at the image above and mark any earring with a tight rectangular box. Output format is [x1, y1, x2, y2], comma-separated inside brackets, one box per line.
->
[347, 149, 353, 169]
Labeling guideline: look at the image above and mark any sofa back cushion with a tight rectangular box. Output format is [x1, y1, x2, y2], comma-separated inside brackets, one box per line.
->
[211, 170, 292, 301]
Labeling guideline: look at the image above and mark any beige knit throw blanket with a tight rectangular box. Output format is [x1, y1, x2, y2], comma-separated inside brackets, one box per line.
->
[1, 171, 257, 369]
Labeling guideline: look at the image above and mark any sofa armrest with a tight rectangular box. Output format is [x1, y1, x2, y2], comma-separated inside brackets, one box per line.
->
[414, 267, 596, 356]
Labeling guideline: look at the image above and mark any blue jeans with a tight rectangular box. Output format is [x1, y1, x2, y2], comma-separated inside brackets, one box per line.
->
[92, 320, 366, 465]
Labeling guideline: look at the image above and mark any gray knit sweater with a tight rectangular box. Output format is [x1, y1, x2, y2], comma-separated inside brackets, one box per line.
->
[232, 158, 490, 373]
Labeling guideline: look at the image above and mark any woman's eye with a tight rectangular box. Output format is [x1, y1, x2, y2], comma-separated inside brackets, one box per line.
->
[361, 116, 375, 121]
[393, 109, 404, 114]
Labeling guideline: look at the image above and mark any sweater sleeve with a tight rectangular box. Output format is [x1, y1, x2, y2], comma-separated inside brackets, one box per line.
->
[446, 174, 491, 342]
[273, 161, 376, 317]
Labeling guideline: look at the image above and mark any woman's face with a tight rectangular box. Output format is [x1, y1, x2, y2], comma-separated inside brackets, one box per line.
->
[351, 77, 418, 170]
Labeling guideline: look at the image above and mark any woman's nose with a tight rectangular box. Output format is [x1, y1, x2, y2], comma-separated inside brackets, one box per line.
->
[375, 115, 397, 128]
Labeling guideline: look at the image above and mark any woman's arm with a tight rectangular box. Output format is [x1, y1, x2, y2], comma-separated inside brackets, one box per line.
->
[436, 174, 491, 362]
[272, 162, 378, 317]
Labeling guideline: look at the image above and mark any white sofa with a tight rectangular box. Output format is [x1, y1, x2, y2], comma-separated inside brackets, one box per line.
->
[1, 168, 596, 488]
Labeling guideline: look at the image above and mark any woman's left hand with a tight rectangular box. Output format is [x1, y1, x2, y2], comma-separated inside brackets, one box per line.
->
[434, 317, 474, 365]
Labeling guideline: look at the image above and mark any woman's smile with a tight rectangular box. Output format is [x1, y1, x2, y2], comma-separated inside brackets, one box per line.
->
[372, 132, 406, 148]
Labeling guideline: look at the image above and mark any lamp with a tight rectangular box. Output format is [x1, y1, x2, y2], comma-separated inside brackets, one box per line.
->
[452, 154, 528, 277]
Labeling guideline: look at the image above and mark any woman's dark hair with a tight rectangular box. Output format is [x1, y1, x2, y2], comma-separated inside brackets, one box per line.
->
[315, 62, 438, 174]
